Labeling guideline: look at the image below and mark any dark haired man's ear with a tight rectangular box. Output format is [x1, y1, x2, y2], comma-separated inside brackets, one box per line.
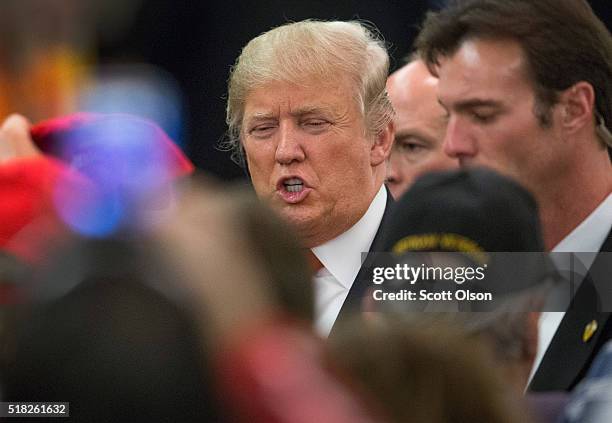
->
[559, 81, 595, 134]
[370, 120, 395, 166]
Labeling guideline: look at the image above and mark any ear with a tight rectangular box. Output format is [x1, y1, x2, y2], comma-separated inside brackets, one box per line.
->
[370, 120, 395, 166]
[558, 81, 595, 134]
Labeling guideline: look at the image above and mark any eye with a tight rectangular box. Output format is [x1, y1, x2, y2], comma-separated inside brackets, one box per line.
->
[248, 124, 277, 138]
[301, 119, 331, 132]
[394, 138, 429, 158]
[398, 141, 424, 153]
[470, 111, 497, 124]
[304, 119, 327, 126]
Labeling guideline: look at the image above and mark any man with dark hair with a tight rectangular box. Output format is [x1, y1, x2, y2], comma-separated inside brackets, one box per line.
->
[416, 0, 612, 391]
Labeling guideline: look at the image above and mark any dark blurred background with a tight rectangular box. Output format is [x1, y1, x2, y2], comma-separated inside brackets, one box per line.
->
[89, 0, 611, 181]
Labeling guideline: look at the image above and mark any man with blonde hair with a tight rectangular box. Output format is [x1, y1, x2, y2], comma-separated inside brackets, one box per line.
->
[224, 20, 395, 336]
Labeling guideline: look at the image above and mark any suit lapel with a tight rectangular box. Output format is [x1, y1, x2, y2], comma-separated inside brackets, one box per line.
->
[599, 227, 612, 252]
[529, 228, 612, 391]
[329, 188, 395, 336]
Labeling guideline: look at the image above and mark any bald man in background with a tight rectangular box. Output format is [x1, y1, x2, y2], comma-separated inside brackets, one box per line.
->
[385, 58, 457, 199]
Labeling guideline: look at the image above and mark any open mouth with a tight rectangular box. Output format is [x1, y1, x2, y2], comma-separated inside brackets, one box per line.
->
[283, 177, 304, 193]
[276, 176, 311, 204]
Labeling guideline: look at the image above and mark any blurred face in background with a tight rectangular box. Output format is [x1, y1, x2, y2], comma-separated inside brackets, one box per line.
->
[386, 60, 457, 199]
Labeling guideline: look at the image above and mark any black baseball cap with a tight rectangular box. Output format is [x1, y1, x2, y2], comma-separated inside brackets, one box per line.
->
[383, 167, 545, 254]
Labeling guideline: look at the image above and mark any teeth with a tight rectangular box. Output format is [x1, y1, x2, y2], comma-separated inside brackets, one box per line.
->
[284, 178, 303, 185]
[283, 177, 304, 193]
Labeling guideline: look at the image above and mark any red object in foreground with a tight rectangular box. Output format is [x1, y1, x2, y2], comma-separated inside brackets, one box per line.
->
[1, 113, 194, 262]
[217, 320, 387, 423]
[0, 156, 82, 263]
[30, 112, 194, 179]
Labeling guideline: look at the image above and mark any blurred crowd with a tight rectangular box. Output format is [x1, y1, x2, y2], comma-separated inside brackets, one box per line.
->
[1, 1, 612, 423]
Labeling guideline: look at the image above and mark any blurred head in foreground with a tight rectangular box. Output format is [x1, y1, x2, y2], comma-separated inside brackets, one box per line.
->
[372, 167, 556, 389]
[327, 317, 533, 423]
[3, 178, 314, 421]
[156, 178, 314, 324]
[3, 238, 218, 422]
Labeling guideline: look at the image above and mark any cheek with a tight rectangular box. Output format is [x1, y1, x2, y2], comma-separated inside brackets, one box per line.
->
[496, 126, 541, 158]
[341, 146, 375, 188]
[311, 132, 361, 163]
[336, 141, 372, 171]
[244, 140, 274, 169]
[481, 129, 556, 183]
[413, 155, 438, 175]
[309, 140, 369, 191]
[480, 115, 536, 157]
[388, 153, 405, 172]
[244, 143, 275, 188]
[430, 152, 458, 172]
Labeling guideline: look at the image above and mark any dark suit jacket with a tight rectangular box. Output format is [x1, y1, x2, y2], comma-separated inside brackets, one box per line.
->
[557, 340, 612, 422]
[529, 227, 612, 391]
[328, 188, 394, 337]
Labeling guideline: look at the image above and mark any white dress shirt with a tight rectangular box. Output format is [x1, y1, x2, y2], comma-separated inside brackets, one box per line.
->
[528, 193, 612, 384]
[311, 185, 387, 337]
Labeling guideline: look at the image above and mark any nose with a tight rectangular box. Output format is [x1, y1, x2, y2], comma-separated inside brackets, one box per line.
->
[443, 116, 478, 161]
[275, 122, 305, 165]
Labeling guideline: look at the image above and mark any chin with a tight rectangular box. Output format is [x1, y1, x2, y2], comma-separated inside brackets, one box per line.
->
[280, 207, 323, 236]
[277, 206, 314, 226]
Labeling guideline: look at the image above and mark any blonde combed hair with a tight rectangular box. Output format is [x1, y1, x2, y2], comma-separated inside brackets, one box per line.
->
[224, 20, 394, 166]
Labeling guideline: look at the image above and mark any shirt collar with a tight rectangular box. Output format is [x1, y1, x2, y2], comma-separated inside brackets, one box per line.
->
[311, 185, 387, 289]
[552, 192, 612, 253]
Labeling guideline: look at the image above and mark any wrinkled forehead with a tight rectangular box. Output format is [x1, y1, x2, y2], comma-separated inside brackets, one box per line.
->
[242, 74, 362, 118]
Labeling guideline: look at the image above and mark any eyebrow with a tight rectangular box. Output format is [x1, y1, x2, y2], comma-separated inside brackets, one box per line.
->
[289, 105, 336, 117]
[394, 130, 436, 145]
[245, 105, 336, 119]
[242, 112, 278, 130]
[440, 98, 505, 112]
[245, 112, 277, 121]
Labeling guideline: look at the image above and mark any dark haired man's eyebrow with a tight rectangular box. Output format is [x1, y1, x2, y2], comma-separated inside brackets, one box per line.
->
[453, 99, 504, 112]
